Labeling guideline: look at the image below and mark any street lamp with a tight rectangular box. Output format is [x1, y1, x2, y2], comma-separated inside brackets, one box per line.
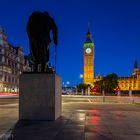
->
[66, 81, 70, 94]
[66, 81, 70, 85]
[80, 74, 83, 83]
[62, 82, 65, 87]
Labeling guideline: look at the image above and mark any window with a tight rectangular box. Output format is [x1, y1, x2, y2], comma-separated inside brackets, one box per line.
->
[0, 40, 3, 46]
[5, 76, 7, 82]
[12, 77, 14, 83]
[15, 79, 17, 84]
[0, 75, 2, 80]
[6, 58, 8, 64]
[8, 76, 10, 83]
[8, 60, 10, 66]
[0, 55, 2, 62]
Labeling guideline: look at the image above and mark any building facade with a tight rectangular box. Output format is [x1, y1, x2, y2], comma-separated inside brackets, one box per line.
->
[83, 28, 94, 85]
[0, 27, 30, 92]
[118, 60, 140, 91]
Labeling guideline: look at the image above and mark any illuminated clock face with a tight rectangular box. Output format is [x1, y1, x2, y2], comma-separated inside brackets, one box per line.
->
[86, 48, 92, 54]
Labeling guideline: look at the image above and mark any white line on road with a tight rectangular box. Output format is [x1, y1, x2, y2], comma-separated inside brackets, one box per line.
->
[88, 99, 93, 103]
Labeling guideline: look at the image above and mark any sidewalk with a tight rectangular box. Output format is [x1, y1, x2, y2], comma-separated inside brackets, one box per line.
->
[0, 98, 18, 140]
[1, 103, 140, 140]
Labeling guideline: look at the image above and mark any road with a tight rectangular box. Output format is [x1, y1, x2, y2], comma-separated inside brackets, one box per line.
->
[62, 95, 140, 104]
[0, 96, 140, 140]
[0, 98, 18, 105]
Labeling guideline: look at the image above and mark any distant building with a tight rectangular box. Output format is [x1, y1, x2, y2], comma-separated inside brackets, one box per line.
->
[0, 26, 30, 92]
[93, 61, 140, 91]
[118, 60, 140, 91]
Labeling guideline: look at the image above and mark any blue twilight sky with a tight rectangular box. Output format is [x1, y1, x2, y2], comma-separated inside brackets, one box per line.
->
[0, 0, 140, 86]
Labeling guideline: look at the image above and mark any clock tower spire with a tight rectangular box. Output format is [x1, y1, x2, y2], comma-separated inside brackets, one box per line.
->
[83, 26, 94, 85]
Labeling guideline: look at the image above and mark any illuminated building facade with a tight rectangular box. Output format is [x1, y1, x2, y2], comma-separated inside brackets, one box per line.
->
[83, 28, 94, 85]
[0, 26, 30, 92]
[118, 60, 140, 91]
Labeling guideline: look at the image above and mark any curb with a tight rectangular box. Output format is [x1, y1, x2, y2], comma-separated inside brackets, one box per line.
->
[0, 122, 16, 140]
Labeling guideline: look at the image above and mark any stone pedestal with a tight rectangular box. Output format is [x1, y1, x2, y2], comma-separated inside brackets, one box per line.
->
[19, 73, 61, 121]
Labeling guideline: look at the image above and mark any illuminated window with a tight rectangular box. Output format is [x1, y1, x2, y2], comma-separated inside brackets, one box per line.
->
[84, 74, 86, 78]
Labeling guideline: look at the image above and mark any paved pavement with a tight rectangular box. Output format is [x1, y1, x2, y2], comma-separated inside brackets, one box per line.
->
[0, 97, 140, 140]
[0, 98, 18, 140]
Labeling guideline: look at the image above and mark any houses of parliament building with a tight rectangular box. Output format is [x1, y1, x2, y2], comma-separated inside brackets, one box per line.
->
[118, 60, 140, 91]
[83, 28, 140, 91]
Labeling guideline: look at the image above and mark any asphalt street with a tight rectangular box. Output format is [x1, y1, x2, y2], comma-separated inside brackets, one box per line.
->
[0, 98, 18, 106]
[0, 96, 140, 140]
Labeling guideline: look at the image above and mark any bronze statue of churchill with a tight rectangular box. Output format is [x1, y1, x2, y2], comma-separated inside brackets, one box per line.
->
[26, 11, 58, 72]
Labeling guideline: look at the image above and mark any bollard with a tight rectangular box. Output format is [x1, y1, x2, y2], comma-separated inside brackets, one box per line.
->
[102, 90, 105, 102]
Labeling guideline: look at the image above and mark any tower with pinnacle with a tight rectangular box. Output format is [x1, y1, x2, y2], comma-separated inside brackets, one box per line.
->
[133, 60, 139, 75]
[83, 26, 94, 85]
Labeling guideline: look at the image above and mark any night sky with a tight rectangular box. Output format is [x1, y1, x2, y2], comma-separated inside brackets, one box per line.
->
[0, 0, 140, 86]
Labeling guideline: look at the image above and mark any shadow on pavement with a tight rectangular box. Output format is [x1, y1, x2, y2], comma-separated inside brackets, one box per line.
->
[7, 115, 113, 140]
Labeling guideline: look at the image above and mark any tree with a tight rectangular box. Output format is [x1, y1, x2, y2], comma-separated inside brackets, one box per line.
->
[94, 73, 118, 94]
[76, 83, 89, 93]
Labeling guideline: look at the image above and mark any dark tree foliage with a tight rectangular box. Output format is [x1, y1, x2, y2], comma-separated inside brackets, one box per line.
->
[94, 73, 118, 94]
[76, 83, 90, 93]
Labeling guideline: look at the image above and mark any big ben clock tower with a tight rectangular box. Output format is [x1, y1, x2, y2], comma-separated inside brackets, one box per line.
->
[83, 28, 94, 85]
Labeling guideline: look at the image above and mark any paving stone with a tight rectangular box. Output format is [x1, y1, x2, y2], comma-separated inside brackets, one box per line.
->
[85, 132, 113, 140]
[114, 134, 140, 140]
[85, 125, 110, 134]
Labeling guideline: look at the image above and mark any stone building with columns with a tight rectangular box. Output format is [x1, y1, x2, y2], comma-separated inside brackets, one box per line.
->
[0, 27, 30, 92]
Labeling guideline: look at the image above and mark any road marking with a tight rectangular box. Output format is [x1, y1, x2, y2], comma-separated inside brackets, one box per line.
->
[88, 99, 93, 103]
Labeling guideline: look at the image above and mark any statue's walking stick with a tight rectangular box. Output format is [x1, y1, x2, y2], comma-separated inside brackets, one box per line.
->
[55, 45, 57, 72]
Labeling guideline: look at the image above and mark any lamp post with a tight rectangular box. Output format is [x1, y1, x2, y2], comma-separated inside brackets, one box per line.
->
[80, 74, 84, 95]
[62, 82, 65, 87]
[129, 86, 132, 97]
[80, 74, 83, 83]
[102, 89, 105, 102]
[129, 86, 134, 103]
[66, 81, 70, 85]
[75, 86, 77, 95]
[66, 81, 70, 94]
[87, 85, 90, 96]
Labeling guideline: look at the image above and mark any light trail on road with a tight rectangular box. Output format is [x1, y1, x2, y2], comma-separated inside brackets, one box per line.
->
[0, 103, 18, 107]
